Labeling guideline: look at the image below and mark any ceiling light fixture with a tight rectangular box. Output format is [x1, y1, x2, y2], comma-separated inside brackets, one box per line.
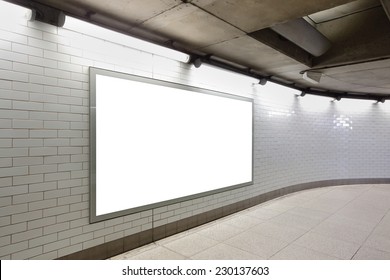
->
[62, 16, 191, 63]
[0, 1, 35, 24]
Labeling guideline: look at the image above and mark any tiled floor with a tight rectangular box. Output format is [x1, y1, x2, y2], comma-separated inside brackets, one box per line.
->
[110, 184, 390, 260]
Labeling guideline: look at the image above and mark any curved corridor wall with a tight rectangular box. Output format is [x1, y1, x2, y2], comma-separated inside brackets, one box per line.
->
[252, 83, 390, 193]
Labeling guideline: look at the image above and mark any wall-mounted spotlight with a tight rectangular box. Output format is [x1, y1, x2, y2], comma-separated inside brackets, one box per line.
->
[193, 58, 203, 68]
[258, 77, 267, 86]
[378, 97, 386, 103]
[18, 1, 66, 27]
[0, 1, 35, 23]
[332, 96, 342, 102]
[300, 91, 306, 97]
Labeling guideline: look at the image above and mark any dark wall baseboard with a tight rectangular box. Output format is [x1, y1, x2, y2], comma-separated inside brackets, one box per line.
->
[58, 178, 390, 260]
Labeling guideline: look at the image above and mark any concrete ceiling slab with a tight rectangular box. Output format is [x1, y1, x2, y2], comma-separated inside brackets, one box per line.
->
[314, 7, 390, 67]
[318, 58, 390, 75]
[280, 63, 390, 95]
[328, 68, 390, 87]
[34, 0, 181, 26]
[308, 0, 380, 23]
[135, 3, 244, 48]
[355, 86, 390, 94]
[192, 0, 357, 32]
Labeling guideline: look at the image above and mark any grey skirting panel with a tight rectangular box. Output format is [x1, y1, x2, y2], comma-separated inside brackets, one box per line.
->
[58, 178, 390, 260]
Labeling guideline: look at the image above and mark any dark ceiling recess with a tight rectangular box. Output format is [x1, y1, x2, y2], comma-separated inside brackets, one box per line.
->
[380, 0, 390, 20]
[6, 0, 390, 102]
[270, 18, 332, 57]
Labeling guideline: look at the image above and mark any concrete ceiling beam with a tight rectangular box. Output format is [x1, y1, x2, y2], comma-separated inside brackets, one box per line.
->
[313, 7, 390, 68]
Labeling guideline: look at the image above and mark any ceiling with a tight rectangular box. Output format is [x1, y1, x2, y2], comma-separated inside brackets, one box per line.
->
[10, 0, 390, 101]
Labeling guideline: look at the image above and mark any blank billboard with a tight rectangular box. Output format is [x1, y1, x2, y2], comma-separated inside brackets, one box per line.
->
[90, 67, 253, 222]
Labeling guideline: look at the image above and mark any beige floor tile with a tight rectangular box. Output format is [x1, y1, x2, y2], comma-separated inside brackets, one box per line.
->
[260, 201, 297, 213]
[352, 246, 390, 260]
[363, 186, 390, 195]
[109, 243, 159, 259]
[224, 231, 289, 258]
[371, 185, 390, 194]
[162, 233, 219, 257]
[333, 184, 372, 191]
[223, 215, 263, 230]
[301, 198, 348, 213]
[270, 244, 338, 260]
[374, 215, 390, 237]
[364, 233, 390, 253]
[244, 207, 283, 220]
[279, 191, 312, 200]
[191, 243, 261, 260]
[366, 186, 390, 196]
[287, 206, 331, 222]
[379, 212, 390, 228]
[184, 221, 219, 235]
[381, 212, 390, 224]
[355, 198, 390, 212]
[336, 205, 386, 224]
[324, 215, 378, 233]
[294, 232, 360, 259]
[295, 188, 333, 199]
[333, 184, 371, 192]
[311, 220, 372, 244]
[273, 195, 310, 207]
[155, 230, 195, 246]
[250, 221, 306, 243]
[196, 222, 243, 242]
[319, 189, 362, 202]
[125, 246, 187, 260]
[268, 212, 322, 231]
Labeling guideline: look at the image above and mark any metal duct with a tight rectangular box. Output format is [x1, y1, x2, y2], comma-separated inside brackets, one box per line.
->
[270, 18, 332, 57]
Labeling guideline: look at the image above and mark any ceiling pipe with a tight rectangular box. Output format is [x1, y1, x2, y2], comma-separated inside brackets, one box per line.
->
[194, 55, 389, 101]
[191, 55, 268, 81]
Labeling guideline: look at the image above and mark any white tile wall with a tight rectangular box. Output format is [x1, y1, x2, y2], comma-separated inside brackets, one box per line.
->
[0, 13, 390, 260]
